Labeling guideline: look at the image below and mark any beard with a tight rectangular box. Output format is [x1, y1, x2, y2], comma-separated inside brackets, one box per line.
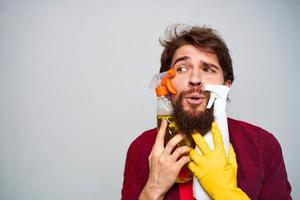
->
[172, 89, 214, 136]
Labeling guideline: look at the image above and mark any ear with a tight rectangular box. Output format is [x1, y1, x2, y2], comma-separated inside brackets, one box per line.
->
[225, 80, 232, 87]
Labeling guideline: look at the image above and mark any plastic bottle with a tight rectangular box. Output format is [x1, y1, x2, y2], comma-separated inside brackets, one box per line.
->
[155, 69, 194, 183]
[192, 84, 231, 200]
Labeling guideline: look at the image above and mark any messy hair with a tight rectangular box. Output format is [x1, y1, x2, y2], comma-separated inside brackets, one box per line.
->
[159, 25, 234, 83]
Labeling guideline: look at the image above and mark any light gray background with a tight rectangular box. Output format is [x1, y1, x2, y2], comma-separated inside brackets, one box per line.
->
[1, 0, 299, 199]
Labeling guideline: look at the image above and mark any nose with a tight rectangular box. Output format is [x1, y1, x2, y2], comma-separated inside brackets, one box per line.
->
[188, 70, 202, 87]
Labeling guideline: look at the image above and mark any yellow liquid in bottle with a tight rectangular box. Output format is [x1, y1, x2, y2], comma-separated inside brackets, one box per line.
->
[157, 115, 194, 183]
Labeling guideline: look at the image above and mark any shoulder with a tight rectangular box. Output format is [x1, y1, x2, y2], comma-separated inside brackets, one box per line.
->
[122, 129, 158, 199]
[228, 117, 279, 145]
[228, 117, 283, 170]
[228, 117, 282, 158]
[228, 119, 291, 198]
[129, 128, 157, 148]
[228, 117, 270, 135]
[134, 128, 158, 143]
[127, 128, 157, 158]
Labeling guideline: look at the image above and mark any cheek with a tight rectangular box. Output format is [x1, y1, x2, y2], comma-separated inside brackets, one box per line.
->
[201, 74, 225, 84]
[171, 77, 187, 93]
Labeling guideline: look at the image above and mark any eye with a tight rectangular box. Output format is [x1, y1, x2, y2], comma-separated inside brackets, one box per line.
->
[203, 66, 216, 73]
[176, 65, 189, 72]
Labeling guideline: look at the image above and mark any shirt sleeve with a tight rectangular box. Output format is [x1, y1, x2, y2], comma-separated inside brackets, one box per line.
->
[121, 139, 144, 200]
[258, 132, 292, 200]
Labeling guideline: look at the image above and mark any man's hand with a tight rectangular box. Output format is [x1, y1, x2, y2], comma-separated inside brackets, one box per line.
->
[189, 122, 250, 200]
[139, 120, 191, 200]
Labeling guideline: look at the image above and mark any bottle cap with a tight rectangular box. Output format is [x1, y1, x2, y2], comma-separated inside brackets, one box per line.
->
[156, 85, 169, 96]
[167, 69, 176, 78]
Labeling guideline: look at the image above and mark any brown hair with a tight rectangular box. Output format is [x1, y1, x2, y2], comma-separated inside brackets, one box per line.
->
[159, 25, 234, 83]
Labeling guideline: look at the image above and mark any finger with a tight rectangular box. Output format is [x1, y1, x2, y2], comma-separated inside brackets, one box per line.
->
[171, 146, 192, 161]
[228, 144, 237, 170]
[164, 133, 186, 155]
[188, 161, 204, 179]
[188, 161, 197, 174]
[211, 122, 225, 151]
[175, 156, 190, 171]
[189, 149, 206, 165]
[154, 119, 168, 147]
[192, 132, 211, 155]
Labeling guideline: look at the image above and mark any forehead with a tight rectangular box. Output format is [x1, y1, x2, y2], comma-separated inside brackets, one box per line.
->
[172, 44, 220, 67]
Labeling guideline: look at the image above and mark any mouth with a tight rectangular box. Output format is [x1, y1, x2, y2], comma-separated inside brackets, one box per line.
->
[184, 92, 205, 106]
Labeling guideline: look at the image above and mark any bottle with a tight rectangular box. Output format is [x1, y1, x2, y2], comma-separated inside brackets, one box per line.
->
[155, 70, 193, 183]
[192, 84, 231, 199]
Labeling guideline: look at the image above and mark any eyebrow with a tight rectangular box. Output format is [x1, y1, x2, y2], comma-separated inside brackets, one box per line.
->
[172, 56, 220, 70]
[172, 56, 190, 67]
[202, 61, 220, 70]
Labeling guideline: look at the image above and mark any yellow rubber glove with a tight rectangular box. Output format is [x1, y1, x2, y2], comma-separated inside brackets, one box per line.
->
[188, 122, 250, 200]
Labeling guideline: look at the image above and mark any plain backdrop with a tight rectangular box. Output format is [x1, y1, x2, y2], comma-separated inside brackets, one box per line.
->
[1, 0, 299, 199]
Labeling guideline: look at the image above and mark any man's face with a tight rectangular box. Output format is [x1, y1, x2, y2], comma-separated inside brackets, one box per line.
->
[171, 44, 230, 114]
[170, 44, 231, 134]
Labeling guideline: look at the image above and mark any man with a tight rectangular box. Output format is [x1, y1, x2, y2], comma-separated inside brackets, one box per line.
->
[121, 25, 292, 200]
